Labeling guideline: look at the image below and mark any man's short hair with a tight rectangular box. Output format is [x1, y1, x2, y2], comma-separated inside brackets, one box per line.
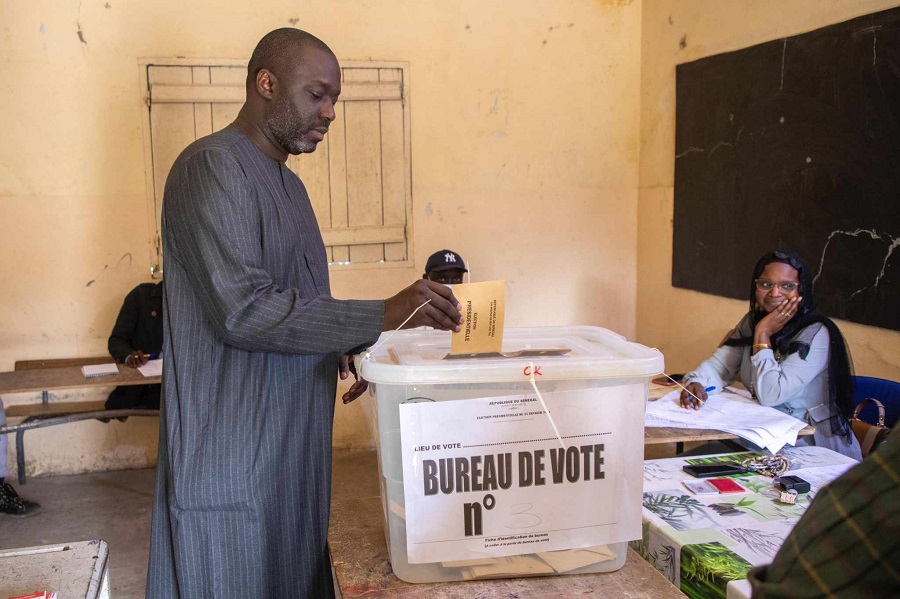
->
[246, 28, 333, 89]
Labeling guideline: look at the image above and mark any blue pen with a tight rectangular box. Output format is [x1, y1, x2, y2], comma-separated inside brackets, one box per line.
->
[705, 386, 716, 393]
[141, 352, 160, 360]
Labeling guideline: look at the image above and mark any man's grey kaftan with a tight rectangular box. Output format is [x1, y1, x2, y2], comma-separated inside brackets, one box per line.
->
[146, 126, 384, 598]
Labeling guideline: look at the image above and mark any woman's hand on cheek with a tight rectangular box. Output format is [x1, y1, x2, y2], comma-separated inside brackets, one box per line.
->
[757, 296, 802, 336]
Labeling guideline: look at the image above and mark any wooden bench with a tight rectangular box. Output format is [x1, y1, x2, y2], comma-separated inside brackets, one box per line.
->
[0, 357, 161, 484]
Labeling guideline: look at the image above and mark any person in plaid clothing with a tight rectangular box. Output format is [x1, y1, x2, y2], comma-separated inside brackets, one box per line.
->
[748, 429, 899, 597]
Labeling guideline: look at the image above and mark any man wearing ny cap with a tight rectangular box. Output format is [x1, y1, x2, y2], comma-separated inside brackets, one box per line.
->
[424, 249, 468, 285]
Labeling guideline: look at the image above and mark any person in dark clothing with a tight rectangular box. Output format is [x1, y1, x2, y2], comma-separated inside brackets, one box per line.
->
[106, 281, 163, 410]
[145, 29, 462, 598]
[0, 440, 40, 516]
[0, 476, 40, 517]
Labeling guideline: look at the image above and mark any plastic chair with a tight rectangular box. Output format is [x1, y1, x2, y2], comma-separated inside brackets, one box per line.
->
[853, 376, 900, 429]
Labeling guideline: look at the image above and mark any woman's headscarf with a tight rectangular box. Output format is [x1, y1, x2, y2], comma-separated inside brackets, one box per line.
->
[724, 250, 855, 439]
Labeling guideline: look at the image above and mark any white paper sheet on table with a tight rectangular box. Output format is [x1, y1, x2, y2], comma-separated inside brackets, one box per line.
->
[788, 463, 855, 489]
[138, 359, 163, 377]
[645, 390, 808, 453]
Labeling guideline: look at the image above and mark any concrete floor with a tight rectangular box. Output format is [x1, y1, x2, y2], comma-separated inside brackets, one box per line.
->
[1, 468, 155, 599]
[0, 443, 683, 598]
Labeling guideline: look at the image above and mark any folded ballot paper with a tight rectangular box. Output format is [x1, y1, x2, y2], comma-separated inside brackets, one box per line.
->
[449, 280, 505, 356]
[645, 388, 808, 453]
[442, 545, 616, 579]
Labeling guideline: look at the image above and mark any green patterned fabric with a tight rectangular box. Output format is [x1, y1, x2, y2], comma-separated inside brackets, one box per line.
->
[681, 542, 752, 599]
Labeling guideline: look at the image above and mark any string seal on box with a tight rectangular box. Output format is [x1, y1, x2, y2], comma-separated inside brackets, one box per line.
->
[527, 361, 566, 449]
[361, 299, 432, 366]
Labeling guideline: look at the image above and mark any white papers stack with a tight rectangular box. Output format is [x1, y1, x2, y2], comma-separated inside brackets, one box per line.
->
[138, 359, 163, 377]
[81, 363, 119, 378]
[645, 389, 808, 453]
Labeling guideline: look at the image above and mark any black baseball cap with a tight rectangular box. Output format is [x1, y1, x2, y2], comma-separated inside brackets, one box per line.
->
[425, 249, 468, 274]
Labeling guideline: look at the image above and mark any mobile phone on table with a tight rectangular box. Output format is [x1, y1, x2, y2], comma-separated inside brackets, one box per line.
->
[682, 463, 747, 478]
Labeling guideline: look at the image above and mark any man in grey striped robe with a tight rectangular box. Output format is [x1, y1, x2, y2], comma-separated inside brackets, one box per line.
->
[146, 29, 462, 598]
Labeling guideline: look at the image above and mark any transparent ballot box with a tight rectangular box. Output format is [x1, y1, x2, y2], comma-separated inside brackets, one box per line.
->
[357, 326, 664, 583]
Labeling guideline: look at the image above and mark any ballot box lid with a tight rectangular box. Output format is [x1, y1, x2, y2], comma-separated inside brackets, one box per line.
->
[357, 325, 664, 385]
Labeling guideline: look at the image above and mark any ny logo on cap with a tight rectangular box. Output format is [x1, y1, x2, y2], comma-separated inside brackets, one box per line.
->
[444, 252, 457, 263]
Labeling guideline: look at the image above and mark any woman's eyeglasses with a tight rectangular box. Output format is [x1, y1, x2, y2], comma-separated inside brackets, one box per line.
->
[755, 279, 799, 293]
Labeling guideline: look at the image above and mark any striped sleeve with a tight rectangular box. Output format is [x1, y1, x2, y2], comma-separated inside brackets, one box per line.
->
[163, 148, 383, 355]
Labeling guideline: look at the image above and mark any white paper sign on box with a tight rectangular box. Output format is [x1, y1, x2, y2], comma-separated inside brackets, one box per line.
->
[399, 386, 645, 564]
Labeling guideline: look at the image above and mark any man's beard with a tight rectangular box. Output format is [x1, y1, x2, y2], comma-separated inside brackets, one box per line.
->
[268, 98, 318, 155]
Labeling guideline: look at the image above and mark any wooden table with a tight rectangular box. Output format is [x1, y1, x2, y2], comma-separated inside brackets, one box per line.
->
[643, 425, 813, 446]
[0, 364, 159, 396]
[643, 384, 815, 450]
[0, 365, 161, 483]
[0, 540, 110, 598]
[329, 449, 686, 598]
[636, 446, 856, 599]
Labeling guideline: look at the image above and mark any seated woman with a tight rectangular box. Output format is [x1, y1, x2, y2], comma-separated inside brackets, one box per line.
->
[679, 250, 862, 460]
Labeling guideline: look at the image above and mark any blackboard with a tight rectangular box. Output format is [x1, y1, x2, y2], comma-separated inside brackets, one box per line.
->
[673, 7, 900, 331]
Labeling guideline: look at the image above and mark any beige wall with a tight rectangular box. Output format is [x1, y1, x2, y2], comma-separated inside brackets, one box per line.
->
[637, 0, 900, 380]
[1, 1, 642, 477]
[6, 0, 898, 480]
